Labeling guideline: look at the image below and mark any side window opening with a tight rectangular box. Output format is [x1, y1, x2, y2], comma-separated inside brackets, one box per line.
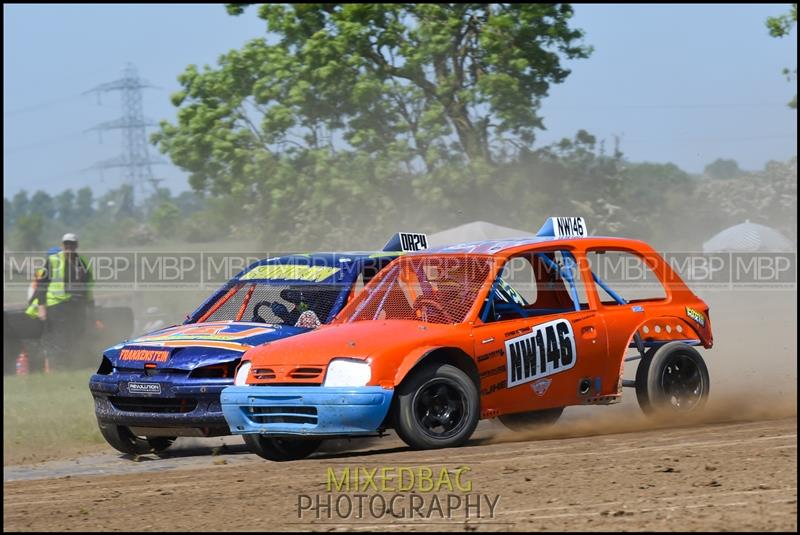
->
[501, 256, 537, 303]
[587, 250, 667, 305]
[532, 251, 590, 312]
[482, 250, 589, 323]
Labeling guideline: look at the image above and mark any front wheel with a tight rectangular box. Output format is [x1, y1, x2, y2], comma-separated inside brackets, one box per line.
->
[97, 421, 175, 455]
[243, 435, 322, 461]
[393, 362, 479, 450]
[635, 342, 710, 417]
[499, 407, 564, 432]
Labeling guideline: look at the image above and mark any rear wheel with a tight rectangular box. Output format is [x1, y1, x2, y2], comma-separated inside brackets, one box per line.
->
[635, 342, 710, 417]
[97, 421, 175, 455]
[499, 407, 564, 432]
[393, 362, 479, 450]
[243, 435, 322, 461]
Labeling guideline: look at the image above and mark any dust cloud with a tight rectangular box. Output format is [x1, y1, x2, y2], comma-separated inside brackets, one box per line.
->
[482, 288, 797, 445]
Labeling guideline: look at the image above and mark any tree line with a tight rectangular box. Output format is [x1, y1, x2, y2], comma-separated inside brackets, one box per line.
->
[4, 185, 224, 250]
[4, 4, 796, 251]
[150, 4, 796, 249]
[5, 149, 795, 252]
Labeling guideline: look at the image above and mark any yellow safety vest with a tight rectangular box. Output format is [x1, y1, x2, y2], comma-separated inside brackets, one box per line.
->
[26, 252, 94, 317]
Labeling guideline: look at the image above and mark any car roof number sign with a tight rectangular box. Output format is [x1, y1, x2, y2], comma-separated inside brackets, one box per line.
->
[551, 217, 588, 238]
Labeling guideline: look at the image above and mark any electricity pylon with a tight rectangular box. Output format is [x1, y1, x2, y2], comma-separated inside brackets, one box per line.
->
[84, 63, 165, 206]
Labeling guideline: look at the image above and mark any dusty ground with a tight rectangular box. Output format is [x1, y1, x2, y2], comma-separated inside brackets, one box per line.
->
[2, 289, 797, 531]
[3, 417, 796, 531]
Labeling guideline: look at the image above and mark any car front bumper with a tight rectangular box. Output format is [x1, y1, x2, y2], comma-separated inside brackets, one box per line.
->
[221, 385, 394, 437]
[89, 373, 230, 431]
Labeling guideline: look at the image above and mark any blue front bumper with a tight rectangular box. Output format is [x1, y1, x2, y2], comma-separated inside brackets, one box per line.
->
[221, 386, 394, 437]
[89, 373, 230, 430]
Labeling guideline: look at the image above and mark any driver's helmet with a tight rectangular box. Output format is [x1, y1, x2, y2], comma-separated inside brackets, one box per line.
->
[295, 310, 321, 329]
[281, 288, 310, 312]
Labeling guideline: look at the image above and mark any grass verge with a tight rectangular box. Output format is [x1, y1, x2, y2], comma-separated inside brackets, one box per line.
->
[3, 369, 106, 465]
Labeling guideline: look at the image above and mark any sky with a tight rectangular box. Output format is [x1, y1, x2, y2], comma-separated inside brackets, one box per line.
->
[3, 3, 798, 199]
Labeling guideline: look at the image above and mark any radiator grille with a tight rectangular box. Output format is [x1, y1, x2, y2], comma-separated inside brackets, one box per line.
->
[287, 367, 323, 380]
[252, 368, 276, 380]
[110, 397, 197, 414]
[248, 405, 318, 425]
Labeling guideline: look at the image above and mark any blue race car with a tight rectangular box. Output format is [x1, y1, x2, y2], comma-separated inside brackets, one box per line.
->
[89, 233, 428, 455]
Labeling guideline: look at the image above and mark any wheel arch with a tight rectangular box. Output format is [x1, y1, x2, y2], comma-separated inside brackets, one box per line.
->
[393, 346, 480, 390]
[386, 346, 482, 447]
[625, 315, 708, 351]
[616, 314, 707, 377]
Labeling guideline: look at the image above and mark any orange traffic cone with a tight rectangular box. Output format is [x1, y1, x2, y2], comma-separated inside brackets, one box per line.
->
[16, 352, 29, 376]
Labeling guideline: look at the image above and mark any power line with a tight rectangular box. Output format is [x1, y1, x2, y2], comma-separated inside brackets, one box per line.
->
[3, 94, 86, 118]
[83, 63, 166, 206]
[3, 130, 87, 154]
[3, 64, 131, 118]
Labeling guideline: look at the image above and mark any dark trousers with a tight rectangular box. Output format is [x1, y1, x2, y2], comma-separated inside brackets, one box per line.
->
[40, 300, 88, 369]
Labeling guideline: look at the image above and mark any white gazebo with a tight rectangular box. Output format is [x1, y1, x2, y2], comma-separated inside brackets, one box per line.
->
[702, 220, 794, 253]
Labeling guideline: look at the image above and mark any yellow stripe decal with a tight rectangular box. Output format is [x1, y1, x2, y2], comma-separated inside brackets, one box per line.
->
[240, 265, 340, 282]
[134, 340, 253, 352]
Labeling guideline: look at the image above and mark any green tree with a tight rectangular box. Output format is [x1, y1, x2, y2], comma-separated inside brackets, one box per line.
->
[55, 189, 76, 226]
[74, 187, 95, 225]
[10, 190, 30, 223]
[767, 4, 798, 108]
[29, 190, 55, 219]
[703, 158, 742, 179]
[147, 186, 173, 206]
[11, 213, 44, 251]
[219, 4, 591, 163]
[617, 160, 695, 246]
[3, 198, 12, 240]
[98, 185, 136, 218]
[534, 130, 630, 234]
[173, 190, 207, 216]
[154, 4, 591, 247]
[696, 156, 797, 241]
[181, 195, 239, 243]
[149, 201, 181, 236]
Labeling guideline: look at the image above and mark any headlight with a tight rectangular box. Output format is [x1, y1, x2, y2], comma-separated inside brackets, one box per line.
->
[234, 361, 252, 386]
[323, 358, 371, 387]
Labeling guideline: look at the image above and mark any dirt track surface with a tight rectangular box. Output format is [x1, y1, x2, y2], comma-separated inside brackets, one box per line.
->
[3, 290, 796, 531]
[4, 415, 796, 532]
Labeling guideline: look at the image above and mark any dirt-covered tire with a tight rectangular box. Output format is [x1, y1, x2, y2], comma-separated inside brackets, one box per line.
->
[393, 362, 479, 450]
[499, 407, 564, 432]
[243, 435, 322, 461]
[635, 341, 710, 417]
[97, 421, 175, 455]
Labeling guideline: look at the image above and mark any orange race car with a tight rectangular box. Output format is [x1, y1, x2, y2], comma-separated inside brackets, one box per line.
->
[221, 217, 713, 461]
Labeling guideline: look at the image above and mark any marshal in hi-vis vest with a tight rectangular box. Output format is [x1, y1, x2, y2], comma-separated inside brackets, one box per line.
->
[26, 251, 94, 318]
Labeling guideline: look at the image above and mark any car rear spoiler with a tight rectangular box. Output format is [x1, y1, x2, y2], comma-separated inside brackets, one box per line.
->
[382, 232, 429, 252]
